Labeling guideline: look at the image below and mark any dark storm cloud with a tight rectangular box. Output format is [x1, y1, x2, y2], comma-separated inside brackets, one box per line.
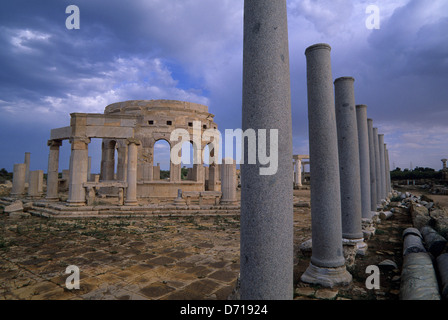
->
[362, 0, 448, 126]
[0, 0, 446, 172]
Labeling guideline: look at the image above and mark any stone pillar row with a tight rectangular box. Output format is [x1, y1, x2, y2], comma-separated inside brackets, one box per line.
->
[300, 42, 393, 288]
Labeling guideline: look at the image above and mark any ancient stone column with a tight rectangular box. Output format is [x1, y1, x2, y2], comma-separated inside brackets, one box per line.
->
[46, 152, 58, 195]
[367, 119, 378, 212]
[356, 105, 372, 220]
[28, 170, 43, 198]
[301, 44, 352, 287]
[334, 77, 365, 251]
[373, 128, 382, 205]
[384, 145, 391, 196]
[101, 139, 115, 181]
[378, 134, 386, 201]
[220, 159, 236, 205]
[67, 138, 90, 206]
[87, 156, 92, 182]
[208, 165, 218, 191]
[442, 159, 447, 170]
[11, 163, 26, 196]
[241, 0, 293, 299]
[24, 152, 30, 183]
[294, 159, 302, 187]
[116, 142, 127, 181]
[125, 138, 140, 206]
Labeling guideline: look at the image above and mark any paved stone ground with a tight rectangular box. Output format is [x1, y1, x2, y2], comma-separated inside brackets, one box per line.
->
[0, 213, 242, 300]
[1, 187, 446, 300]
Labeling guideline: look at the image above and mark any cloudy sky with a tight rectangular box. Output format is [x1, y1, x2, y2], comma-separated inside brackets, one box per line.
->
[0, 0, 447, 174]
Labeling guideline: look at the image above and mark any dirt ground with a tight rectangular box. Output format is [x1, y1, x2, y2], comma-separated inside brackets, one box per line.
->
[0, 185, 446, 300]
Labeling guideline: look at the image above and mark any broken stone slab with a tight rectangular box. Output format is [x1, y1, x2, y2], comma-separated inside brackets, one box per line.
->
[9, 211, 31, 218]
[436, 253, 448, 300]
[4, 200, 23, 213]
[400, 252, 440, 300]
[420, 226, 447, 257]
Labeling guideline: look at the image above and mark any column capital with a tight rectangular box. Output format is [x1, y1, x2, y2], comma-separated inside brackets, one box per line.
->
[69, 137, 91, 150]
[126, 137, 141, 146]
[47, 139, 63, 147]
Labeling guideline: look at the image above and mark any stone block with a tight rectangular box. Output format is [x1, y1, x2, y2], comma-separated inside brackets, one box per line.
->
[4, 200, 23, 213]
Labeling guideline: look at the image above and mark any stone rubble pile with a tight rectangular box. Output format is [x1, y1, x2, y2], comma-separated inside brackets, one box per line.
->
[391, 191, 448, 300]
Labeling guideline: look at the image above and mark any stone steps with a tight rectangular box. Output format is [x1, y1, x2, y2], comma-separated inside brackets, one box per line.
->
[1, 197, 240, 219]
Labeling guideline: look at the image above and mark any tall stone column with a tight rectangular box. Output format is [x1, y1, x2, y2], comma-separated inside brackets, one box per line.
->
[116, 143, 127, 181]
[101, 139, 115, 181]
[208, 165, 219, 191]
[367, 119, 378, 213]
[241, 0, 293, 299]
[378, 134, 386, 201]
[220, 159, 236, 205]
[385, 145, 391, 195]
[356, 105, 372, 220]
[11, 163, 26, 196]
[125, 138, 140, 206]
[24, 152, 31, 184]
[442, 159, 447, 170]
[67, 137, 90, 206]
[295, 159, 302, 187]
[87, 156, 92, 182]
[334, 77, 364, 249]
[301, 43, 352, 287]
[373, 128, 382, 206]
[46, 140, 62, 201]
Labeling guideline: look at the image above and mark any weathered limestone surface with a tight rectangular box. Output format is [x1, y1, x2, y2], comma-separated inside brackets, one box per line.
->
[67, 138, 90, 206]
[125, 138, 140, 206]
[28, 170, 43, 198]
[4, 200, 23, 213]
[240, 0, 293, 299]
[220, 159, 236, 205]
[46, 140, 62, 201]
[24, 152, 30, 183]
[11, 163, 26, 196]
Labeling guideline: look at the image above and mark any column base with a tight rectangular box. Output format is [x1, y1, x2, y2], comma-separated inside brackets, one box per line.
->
[45, 197, 59, 202]
[300, 262, 352, 288]
[343, 237, 368, 256]
[220, 200, 237, 206]
[124, 200, 138, 206]
[66, 200, 86, 207]
[173, 198, 186, 206]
